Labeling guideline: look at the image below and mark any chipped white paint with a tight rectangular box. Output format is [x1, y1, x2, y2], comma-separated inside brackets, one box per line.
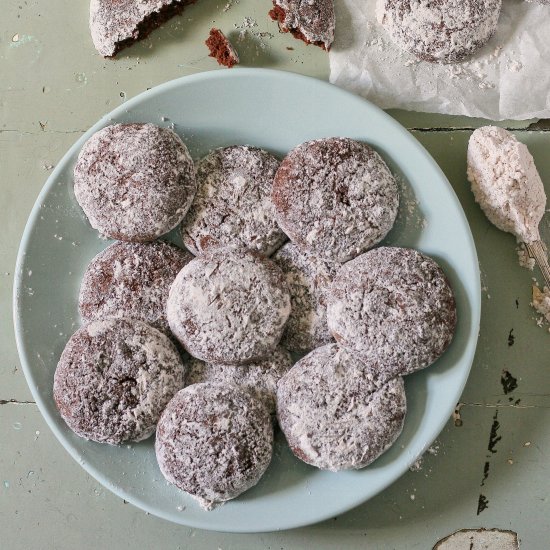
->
[434, 529, 519, 550]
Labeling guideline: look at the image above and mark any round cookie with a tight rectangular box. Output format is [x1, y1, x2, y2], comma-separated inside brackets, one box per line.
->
[155, 382, 273, 509]
[181, 146, 286, 256]
[277, 344, 407, 471]
[79, 241, 193, 334]
[185, 348, 293, 414]
[327, 247, 457, 378]
[53, 318, 186, 445]
[376, 0, 502, 64]
[272, 138, 399, 263]
[167, 248, 291, 364]
[272, 242, 338, 352]
[74, 123, 196, 242]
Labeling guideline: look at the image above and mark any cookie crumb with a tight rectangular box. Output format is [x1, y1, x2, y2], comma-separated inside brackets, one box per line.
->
[205, 28, 240, 68]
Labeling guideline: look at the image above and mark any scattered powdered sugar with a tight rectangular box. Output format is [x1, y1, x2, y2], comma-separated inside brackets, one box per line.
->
[53, 318, 185, 445]
[277, 344, 407, 471]
[409, 443, 440, 472]
[155, 382, 273, 509]
[272, 138, 399, 263]
[532, 285, 550, 331]
[517, 243, 536, 270]
[394, 173, 427, 231]
[79, 241, 192, 334]
[181, 146, 286, 256]
[222, 0, 239, 12]
[445, 60, 495, 89]
[327, 247, 457, 379]
[272, 242, 339, 352]
[167, 248, 291, 364]
[376, 0, 502, 64]
[237, 16, 258, 29]
[508, 59, 523, 73]
[185, 348, 293, 415]
[74, 123, 196, 242]
[270, 0, 336, 50]
[467, 126, 546, 244]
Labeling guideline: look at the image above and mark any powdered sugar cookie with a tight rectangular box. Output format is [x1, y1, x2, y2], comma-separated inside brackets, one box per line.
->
[277, 344, 406, 471]
[272, 242, 338, 352]
[376, 0, 502, 64]
[269, 0, 336, 50]
[167, 248, 291, 364]
[79, 241, 193, 334]
[53, 318, 186, 444]
[272, 138, 399, 263]
[90, 0, 197, 57]
[327, 247, 457, 378]
[74, 123, 196, 242]
[181, 146, 285, 256]
[155, 382, 273, 509]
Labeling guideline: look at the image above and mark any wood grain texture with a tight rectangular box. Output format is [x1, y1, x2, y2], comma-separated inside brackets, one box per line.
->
[1, 0, 549, 547]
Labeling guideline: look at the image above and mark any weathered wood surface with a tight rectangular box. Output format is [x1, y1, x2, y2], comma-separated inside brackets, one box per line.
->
[2, 1, 548, 548]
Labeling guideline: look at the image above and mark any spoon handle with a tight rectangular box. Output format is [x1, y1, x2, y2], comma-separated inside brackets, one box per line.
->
[526, 240, 550, 288]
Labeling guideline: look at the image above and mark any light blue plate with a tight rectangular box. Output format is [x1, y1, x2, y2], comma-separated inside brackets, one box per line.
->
[13, 69, 480, 533]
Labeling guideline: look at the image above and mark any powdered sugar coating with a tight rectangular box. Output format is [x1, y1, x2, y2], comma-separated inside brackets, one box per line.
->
[79, 241, 193, 334]
[167, 248, 291, 364]
[90, 0, 196, 57]
[277, 344, 407, 471]
[185, 348, 293, 414]
[327, 247, 457, 378]
[376, 0, 502, 64]
[272, 242, 338, 352]
[272, 138, 399, 263]
[181, 146, 286, 256]
[53, 318, 186, 445]
[269, 0, 336, 50]
[467, 126, 546, 244]
[155, 382, 273, 509]
[74, 123, 196, 242]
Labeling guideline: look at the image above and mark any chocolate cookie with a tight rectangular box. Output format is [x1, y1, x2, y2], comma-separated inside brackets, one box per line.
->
[327, 247, 457, 378]
[181, 146, 285, 256]
[185, 348, 293, 414]
[167, 248, 291, 364]
[277, 344, 407, 471]
[376, 0, 502, 64]
[155, 382, 273, 509]
[205, 28, 240, 68]
[79, 241, 193, 334]
[272, 242, 338, 352]
[272, 138, 399, 263]
[90, 0, 197, 58]
[53, 318, 186, 445]
[269, 0, 335, 50]
[74, 123, 196, 242]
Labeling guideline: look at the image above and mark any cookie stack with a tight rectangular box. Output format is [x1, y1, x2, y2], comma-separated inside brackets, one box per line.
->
[54, 122, 457, 510]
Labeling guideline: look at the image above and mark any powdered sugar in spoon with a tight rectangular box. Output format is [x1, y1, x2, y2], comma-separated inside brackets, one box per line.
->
[467, 126, 550, 286]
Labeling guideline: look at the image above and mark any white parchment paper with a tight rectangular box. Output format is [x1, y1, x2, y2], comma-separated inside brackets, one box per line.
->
[329, 0, 550, 120]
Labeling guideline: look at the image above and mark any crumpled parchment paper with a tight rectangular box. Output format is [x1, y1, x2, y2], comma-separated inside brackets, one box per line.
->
[329, 0, 550, 120]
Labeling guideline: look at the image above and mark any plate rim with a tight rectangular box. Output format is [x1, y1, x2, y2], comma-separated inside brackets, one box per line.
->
[13, 68, 481, 533]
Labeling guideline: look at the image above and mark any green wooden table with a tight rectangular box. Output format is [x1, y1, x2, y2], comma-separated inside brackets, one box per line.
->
[1, 1, 548, 548]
